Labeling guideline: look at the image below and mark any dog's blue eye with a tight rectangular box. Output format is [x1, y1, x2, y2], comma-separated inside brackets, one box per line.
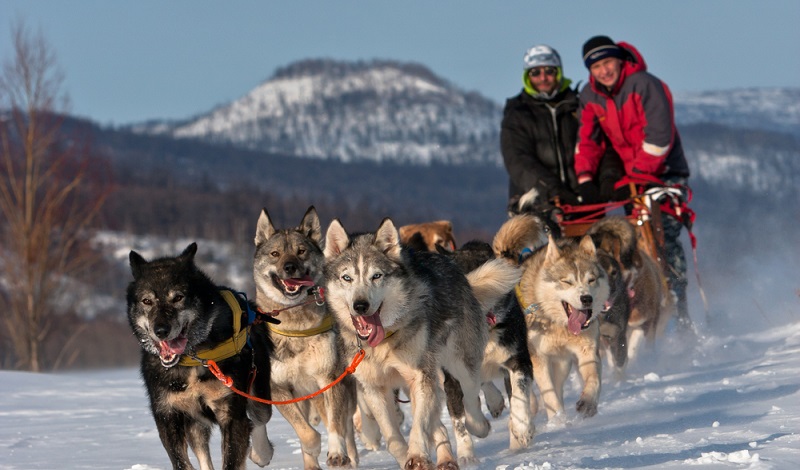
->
[342, 274, 352, 282]
[371, 273, 382, 281]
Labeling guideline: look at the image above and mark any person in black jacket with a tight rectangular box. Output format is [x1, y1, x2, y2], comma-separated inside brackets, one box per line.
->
[501, 44, 622, 216]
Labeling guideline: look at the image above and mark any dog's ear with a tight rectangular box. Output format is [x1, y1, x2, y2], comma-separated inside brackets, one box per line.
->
[375, 218, 402, 260]
[129, 250, 147, 279]
[579, 234, 596, 256]
[179, 243, 198, 263]
[434, 243, 451, 256]
[255, 208, 276, 246]
[324, 219, 349, 258]
[299, 206, 321, 243]
[544, 233, 561, 264]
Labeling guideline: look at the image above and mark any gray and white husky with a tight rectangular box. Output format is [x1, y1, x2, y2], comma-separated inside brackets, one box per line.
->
[253, 206, 358, 469]
[323, 217, 519, 469]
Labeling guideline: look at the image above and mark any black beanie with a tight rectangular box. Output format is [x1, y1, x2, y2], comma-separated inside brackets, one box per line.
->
[583, 35, 624, 69]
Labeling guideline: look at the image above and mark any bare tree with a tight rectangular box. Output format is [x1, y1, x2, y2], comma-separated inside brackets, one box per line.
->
[0, 20, 108, 371]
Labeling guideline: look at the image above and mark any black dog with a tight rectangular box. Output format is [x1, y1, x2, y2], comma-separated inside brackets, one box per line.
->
[438, 240, 535, 452]
[127, 243, 275, 469]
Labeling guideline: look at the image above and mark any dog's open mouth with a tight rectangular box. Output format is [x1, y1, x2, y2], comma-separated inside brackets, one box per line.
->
[158, 335, 188, 368]
[563, 301, 592, 335]
[272, 274, 315, 298]
[351, 304, 385, 348]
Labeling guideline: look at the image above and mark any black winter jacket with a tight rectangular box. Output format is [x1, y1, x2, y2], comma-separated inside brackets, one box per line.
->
[500, 87, 623, 205]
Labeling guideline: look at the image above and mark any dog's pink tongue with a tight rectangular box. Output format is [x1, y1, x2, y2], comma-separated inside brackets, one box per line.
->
[283, 276, 315, 287]
[159, 337, 188, 357]
[567, 308, 588, 336]
[353, 313, 386, 348]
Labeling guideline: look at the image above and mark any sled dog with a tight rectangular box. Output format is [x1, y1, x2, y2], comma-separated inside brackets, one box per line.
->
[324, 217, 519, 469]
[439, 238, 535, 457]
[435, 213, 549, 456]
[127, 243, 274, 469]
[594, 248, 632, 377]
[587, 216, 670, 367]
[510, 233, 611, 422]
[398, 220, 457, 252]
[253, 206, 358, 469]
[506, 187, 563, 238]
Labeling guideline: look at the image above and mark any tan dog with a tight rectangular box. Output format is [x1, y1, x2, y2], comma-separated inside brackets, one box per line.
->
[398, 220, 457, 252]
[253, 207, 358, 469]
[587, 216, 672, 370]
[510, 233, 610, 423]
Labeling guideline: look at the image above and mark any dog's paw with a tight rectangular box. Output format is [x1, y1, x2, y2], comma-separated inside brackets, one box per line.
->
[544, 411, 567, 429]
[327, 452, 351, 468]
[465, 414, 490, 438]
[576, 397, 598, 417]
[308, 408, 322, 426]
[249, 445, 273, 467]
[249, 430, 274, 467]
[481, 383, 506, 418]
[405, 455, 435, 470]
[456, 454, 477, 467]
[508, 418, 534, 450]
[359, 432, 381, 451]
[489, 402, 505, 418]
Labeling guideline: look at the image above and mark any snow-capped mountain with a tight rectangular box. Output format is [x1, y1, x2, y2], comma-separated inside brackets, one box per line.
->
[136, 59, 501, 165]
[673, 88, 800, 138]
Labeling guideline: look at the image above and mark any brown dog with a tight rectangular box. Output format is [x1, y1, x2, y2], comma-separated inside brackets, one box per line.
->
[398, 220, 457, 252]
[587, 216, 672, 372]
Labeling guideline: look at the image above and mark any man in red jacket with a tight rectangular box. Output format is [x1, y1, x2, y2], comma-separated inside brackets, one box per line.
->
[575, 35, 693, 333]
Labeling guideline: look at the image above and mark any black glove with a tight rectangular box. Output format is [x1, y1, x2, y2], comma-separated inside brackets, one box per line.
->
[576, 181, 601, 204]
[550, 186, 580, 205]
[612, 185, 633, 202]
[599, 180, 615, 202]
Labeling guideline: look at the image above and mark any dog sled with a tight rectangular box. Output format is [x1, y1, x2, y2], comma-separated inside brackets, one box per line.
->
[555, 175, 697, 277]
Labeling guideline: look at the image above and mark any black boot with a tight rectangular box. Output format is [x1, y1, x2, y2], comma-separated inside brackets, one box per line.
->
[674, 289, 694, 335]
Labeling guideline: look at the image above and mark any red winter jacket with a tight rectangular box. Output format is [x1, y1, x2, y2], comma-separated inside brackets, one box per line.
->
[574, 42, 689, 181]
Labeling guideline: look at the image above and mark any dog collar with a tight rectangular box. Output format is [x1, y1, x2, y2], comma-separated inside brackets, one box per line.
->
[514, 284, 541, 316]
[179, 290, 249, 367]
[268, 314, 335, 337]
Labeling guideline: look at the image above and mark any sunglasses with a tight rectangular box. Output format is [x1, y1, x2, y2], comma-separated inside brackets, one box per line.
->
[528, 66, 558, 78]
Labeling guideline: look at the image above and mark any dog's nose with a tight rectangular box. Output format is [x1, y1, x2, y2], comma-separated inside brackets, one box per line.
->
[353, 300, 370, 315]
[283, 261, 298, 276]
[153, 321, 171, 340]
[580, 294, 593, 307]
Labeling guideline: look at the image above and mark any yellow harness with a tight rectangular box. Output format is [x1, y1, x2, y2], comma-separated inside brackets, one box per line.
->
[515, 284, 541, 316]
[268, 314, 335, 337]
[179, 290, 249, 367]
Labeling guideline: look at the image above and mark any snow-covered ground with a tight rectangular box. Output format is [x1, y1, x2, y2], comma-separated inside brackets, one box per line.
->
[1, 320, 798, 469]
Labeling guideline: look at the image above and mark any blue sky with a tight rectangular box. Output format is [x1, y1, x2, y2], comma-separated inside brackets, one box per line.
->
[1, 0, 798, 125]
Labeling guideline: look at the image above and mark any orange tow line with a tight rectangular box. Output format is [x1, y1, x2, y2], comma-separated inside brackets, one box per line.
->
[203, 348, 366, 405]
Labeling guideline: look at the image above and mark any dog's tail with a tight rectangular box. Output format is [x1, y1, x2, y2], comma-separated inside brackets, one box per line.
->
[466, 258, 521, 312]
[492, 213, 549, 263]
